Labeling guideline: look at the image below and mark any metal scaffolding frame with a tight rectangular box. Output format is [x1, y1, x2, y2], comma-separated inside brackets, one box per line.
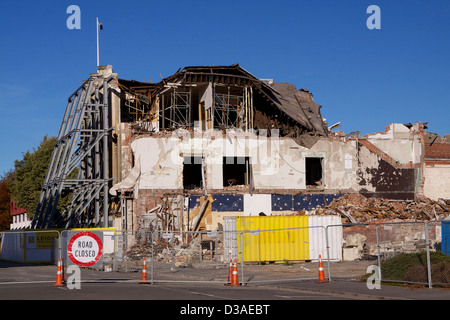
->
[32, 75, 115, 229]
[165, 89, 191, 128]
[213, 86, 245, 129]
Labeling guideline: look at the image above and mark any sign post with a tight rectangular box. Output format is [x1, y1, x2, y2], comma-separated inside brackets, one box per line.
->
[67, 231, 103, 267]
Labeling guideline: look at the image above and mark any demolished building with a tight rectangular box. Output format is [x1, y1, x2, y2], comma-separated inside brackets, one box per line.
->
[32, 64, 450, 231]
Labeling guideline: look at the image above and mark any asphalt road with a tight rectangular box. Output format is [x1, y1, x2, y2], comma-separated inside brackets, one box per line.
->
[0, 262, 349, 301]
[0, 280, 347, 300]
[0, 263, 350, 317]
[1, 260, 450, 307]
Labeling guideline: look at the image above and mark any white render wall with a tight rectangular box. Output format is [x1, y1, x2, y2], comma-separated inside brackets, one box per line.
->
[129, 124, 420, 193]
[130, 130, 359, 192]
[367, 123, 418, 165]
[424, 165, 450, 201]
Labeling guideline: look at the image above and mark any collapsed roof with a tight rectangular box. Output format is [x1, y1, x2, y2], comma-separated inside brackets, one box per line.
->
[118, 64, 329, 146]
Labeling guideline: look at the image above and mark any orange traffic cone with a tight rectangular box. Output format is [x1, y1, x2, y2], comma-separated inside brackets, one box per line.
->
[54, 258, 66, 287]
[231, 259, 240, 287]
[316, 254, 328, 283]
[139, 257, 149, 284]
[225, 259, 233, 286]
[61, 258, 65, 284]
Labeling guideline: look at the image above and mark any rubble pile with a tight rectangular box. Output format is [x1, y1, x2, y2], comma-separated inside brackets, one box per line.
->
[126, 235, 216, 268]
[304, 194, 450, 223]
[126, 242, 155, 261]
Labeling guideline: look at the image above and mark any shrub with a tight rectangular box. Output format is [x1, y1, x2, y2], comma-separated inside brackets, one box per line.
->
[381, 251, 450, 284]
[404, 261, 450, 284]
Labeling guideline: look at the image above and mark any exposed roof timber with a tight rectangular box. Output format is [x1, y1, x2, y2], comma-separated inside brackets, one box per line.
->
[117, 78, 156, 93]
[152, 64, 279, 94]
[120, 64, 329, 137]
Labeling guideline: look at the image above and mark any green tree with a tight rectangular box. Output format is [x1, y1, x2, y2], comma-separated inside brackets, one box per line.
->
[8, 136, 77, 223]
[8, 136, 56, 219]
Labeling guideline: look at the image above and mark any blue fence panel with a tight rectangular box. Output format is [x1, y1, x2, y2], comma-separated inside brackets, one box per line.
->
[442, 221, 450, 256]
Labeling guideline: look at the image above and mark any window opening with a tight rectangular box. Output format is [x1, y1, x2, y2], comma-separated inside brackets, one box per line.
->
[305, 157, 323, 187]
[183, 156, 203, 190]
[222, 157, 251, 187]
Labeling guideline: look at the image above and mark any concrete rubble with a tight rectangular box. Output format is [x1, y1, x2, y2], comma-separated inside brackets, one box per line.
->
[299, 193, 450, 223]
[125, 234, 222, 268]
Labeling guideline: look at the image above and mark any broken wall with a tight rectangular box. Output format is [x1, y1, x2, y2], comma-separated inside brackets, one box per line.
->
[342, 222, 441, 261]
[129, 131, 361, 193]
[356, 123, 423, 200]
[357, 143, 417, 200]
[113, 114, 429, 231]
[122, 122, 424, 208]
[423, 133, 450, 201]
[366, 123, 420, 165]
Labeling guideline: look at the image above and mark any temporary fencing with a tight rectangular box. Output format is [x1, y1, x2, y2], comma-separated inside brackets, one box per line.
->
[0, 229, 61, 265]
[1, 219, 450, 288]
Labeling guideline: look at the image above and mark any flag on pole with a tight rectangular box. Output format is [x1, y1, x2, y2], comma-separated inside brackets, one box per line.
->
[97, 18, 102, 67]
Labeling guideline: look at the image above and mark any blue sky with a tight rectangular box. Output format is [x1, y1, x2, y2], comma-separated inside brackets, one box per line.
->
[1, 0, 449, 175]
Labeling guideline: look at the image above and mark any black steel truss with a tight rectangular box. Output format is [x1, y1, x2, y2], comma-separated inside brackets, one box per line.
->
[32, 75, 115, 229]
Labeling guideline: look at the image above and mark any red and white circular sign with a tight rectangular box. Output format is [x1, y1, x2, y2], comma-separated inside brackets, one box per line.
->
[67, 232, 103, 267]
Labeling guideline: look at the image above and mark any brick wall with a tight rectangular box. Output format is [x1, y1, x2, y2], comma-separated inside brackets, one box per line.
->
[425, 143, 450, 159]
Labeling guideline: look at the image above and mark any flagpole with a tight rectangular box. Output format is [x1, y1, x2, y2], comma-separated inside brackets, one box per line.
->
[96, 17, 99, 68]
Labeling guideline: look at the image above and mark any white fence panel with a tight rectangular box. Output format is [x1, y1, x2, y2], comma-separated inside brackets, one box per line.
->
[308, 215, 342, 261]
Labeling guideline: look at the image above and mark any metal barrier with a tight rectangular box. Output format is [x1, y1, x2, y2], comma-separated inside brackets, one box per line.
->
[1, 220, 449, 288]
[0, 230, 61, 265]
[328, 220, 447, 288]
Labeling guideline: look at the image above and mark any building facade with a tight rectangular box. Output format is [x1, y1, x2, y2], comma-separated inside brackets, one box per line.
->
[32, 64, 448, 231]
[10, 199, 31, 230]
[102, 65, 434, 232]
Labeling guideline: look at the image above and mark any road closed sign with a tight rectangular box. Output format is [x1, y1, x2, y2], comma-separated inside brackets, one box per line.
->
[67, 231, 103, 267]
